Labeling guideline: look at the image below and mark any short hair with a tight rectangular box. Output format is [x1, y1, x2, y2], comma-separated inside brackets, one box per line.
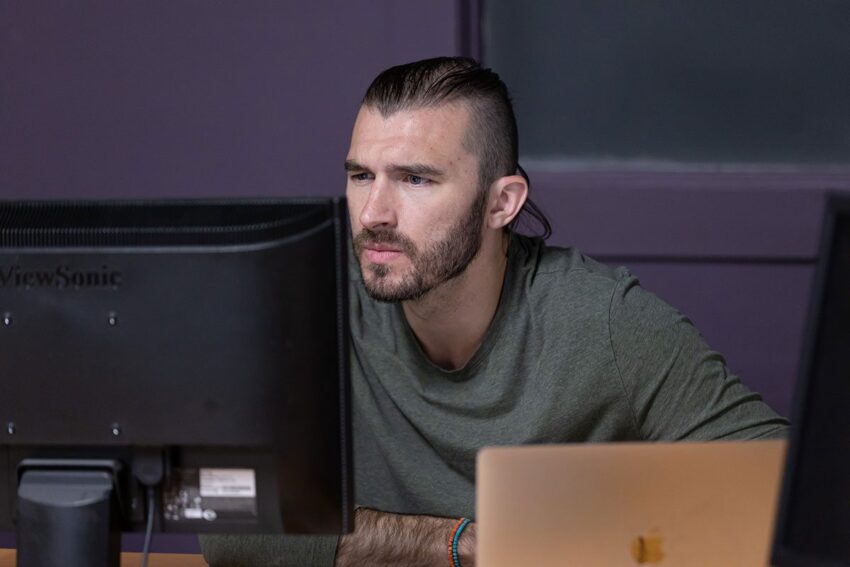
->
[361, 57, 551, 239]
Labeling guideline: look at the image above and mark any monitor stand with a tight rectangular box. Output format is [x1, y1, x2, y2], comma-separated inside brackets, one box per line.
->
[16, 460, 122, 567]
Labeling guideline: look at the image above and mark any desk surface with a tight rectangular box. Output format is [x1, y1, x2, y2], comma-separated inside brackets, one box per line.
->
[0, 550, 207, 566]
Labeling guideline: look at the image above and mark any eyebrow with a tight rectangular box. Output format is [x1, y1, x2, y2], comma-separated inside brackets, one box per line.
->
[344, 160, 446, 179]
[344, 159, 367, 172]
[390, 163, 446, 178]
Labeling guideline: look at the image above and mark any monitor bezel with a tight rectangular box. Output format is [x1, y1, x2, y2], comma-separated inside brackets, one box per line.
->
[771, 191, 850, 566]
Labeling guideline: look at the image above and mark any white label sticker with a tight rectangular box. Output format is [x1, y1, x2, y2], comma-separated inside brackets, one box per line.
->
[199, 468, 257, 498]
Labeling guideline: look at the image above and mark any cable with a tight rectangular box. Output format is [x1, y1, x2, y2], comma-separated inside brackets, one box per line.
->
[141, 486, 155, 567]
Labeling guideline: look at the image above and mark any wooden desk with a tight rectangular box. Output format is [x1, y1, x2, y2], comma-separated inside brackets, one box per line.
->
[0, 549, 207, 566]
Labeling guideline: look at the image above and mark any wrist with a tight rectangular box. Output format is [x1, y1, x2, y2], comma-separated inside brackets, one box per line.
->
[457, 521, 476, 567]
[448, 518, 476, 567]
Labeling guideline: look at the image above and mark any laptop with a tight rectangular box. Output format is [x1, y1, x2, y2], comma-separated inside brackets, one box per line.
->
[477, 440, 785, 566]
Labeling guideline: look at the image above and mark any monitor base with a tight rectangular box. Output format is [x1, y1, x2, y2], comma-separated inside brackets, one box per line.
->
[16, 460, 122, 567]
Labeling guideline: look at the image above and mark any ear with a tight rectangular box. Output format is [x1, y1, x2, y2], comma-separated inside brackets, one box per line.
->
[487, 175, 528, 230]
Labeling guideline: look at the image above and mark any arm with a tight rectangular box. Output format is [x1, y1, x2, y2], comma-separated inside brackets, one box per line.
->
[609, 274, 790, 440]
[335, 508, 476, 567]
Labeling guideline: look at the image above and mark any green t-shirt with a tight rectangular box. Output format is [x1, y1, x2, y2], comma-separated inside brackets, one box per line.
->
[200, 235, 788, 566]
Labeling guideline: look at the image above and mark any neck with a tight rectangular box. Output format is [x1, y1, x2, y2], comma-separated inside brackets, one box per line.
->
[402, 232, 509, 371]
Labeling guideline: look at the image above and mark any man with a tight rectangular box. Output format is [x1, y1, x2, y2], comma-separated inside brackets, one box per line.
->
[202, 57, 788, 566]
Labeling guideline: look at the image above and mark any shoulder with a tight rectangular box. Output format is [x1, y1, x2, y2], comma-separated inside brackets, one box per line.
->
[513, 234, 627, 285]
[510, 235, 693, 355]
[510, 234, 633, 317]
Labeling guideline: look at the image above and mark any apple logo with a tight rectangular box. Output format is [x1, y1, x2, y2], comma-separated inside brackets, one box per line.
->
[631, 530, 665, 564]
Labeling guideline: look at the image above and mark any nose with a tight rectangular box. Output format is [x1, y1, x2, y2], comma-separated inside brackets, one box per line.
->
[358, 177, 397, 230]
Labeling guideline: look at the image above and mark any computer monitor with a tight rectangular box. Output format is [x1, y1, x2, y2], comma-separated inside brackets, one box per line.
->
[772, 193, 850, 566]
[0, 199, 353, 566]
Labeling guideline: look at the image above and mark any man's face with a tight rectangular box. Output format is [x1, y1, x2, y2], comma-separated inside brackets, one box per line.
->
[345, 103, 487, 302]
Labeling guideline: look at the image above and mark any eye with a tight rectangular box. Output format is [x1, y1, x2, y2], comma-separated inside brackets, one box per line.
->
[349, 172, 373, 183]
[405, 174, 430, 186]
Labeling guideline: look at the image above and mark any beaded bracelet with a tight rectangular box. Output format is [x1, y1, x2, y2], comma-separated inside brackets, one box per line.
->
[448, 517, 472, 567]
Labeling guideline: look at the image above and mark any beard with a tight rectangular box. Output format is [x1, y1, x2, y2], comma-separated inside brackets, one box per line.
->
[353, 188, 488, 303]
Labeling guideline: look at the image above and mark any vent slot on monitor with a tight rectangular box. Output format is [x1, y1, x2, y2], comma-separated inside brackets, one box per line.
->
[0, 200, 334, 248]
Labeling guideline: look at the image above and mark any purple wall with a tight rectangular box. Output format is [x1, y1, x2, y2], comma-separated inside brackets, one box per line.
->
[532, 171, 835, 259]
[0, 0, 460, 200]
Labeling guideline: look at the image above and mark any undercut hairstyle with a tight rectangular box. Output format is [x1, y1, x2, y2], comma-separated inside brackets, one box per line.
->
[362, 57, 551, 239]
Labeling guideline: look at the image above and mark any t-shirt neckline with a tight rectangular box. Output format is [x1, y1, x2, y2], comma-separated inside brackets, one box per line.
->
[394, 238, 523, 381]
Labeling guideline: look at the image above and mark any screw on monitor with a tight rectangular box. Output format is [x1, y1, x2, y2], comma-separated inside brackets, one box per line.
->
[108, 312, 118, 326]
[6, 422, 15, 435]
[111, 423, 121, 436]
[3, 313, 11, 326]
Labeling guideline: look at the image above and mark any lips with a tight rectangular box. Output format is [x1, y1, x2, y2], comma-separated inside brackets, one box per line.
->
[365, 246, 402, 263]
[354, 230, 412, 264]
[366, 244, 401, 253]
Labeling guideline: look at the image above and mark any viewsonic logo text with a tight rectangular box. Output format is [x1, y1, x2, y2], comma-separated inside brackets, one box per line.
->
[0, 265, 123, 289]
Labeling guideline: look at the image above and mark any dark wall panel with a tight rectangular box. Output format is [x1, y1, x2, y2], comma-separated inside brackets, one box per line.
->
[484, 0, 850, 165]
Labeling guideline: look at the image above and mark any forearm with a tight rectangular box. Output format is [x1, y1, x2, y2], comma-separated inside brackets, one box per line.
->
[335, 508, 476, 567]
